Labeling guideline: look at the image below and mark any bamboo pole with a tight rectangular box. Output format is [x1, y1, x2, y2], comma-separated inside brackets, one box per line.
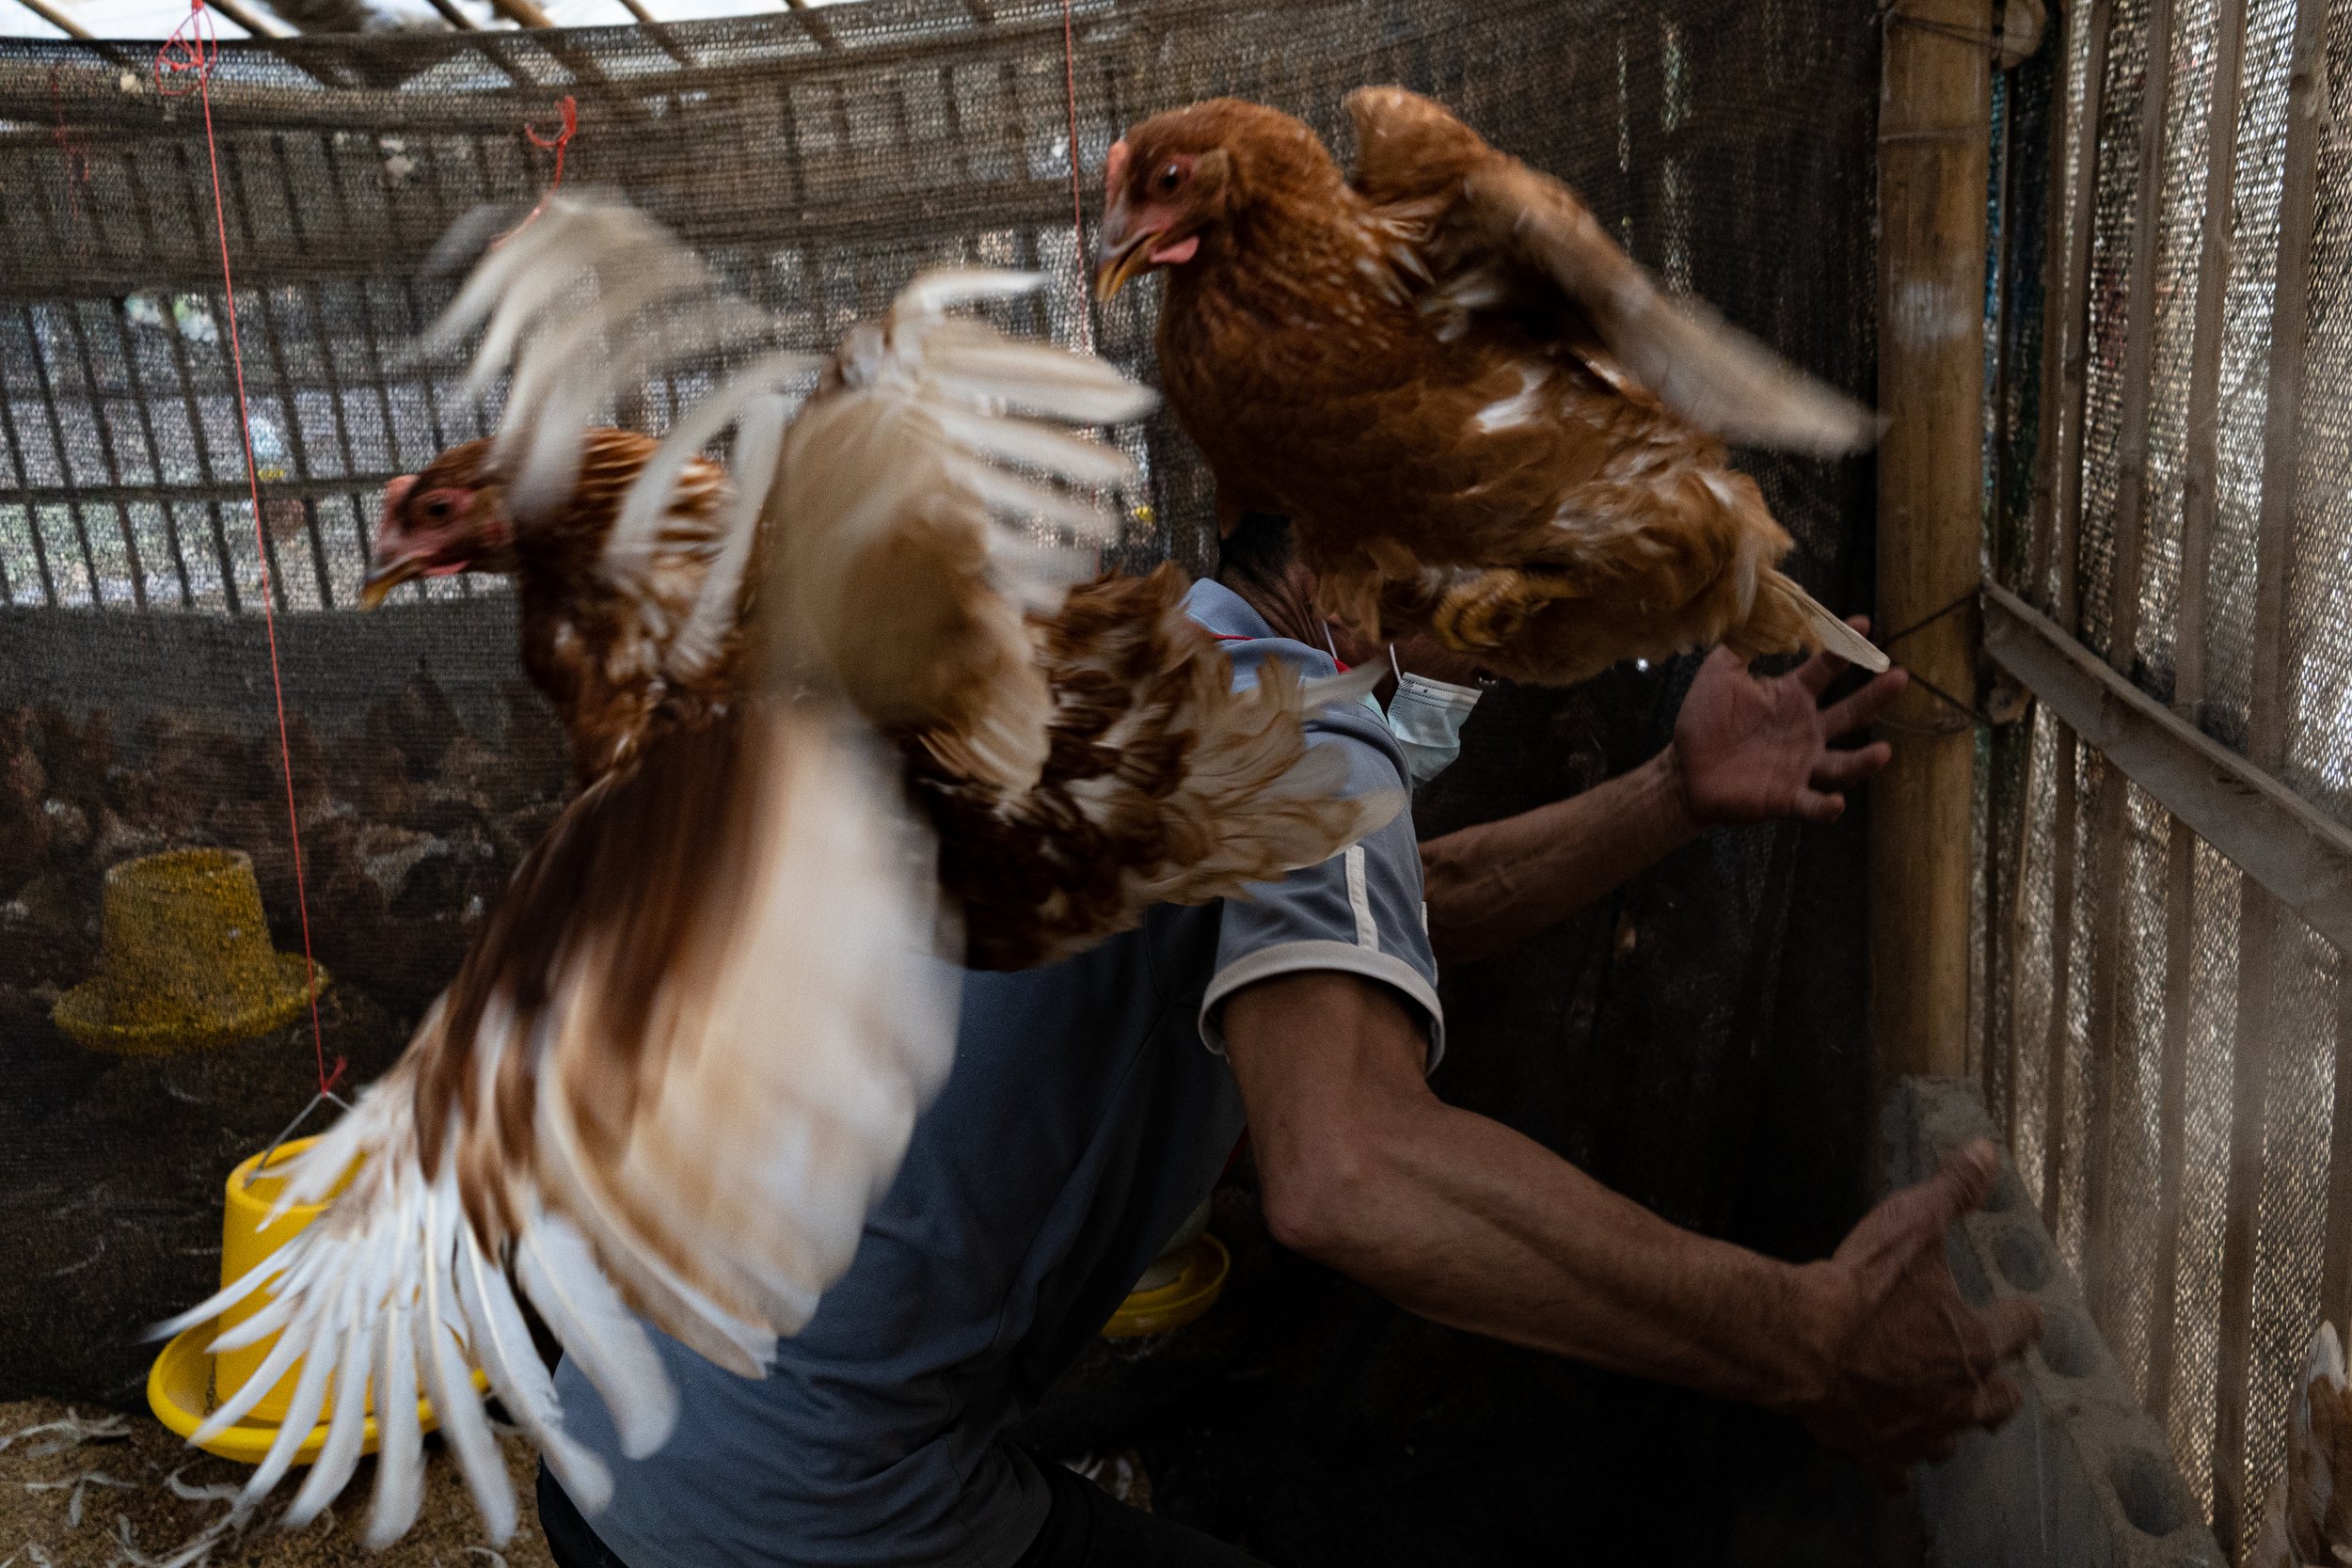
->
[1872, 0, 1995, 1082]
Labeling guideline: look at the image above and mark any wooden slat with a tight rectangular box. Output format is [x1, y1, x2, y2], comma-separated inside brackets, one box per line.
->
[2216, 875, 2279, 1557]
[2213, 0, 2329, 1544]
[1871, 0, 1994, 1081]
[2147, 815, 2194, 1421]
[2172, 0, 2250, 723]
[1982, 584, 2352, 952]
[2081, 0, 2178, 1336]
[2049, 0, 2114, 627]
[2041, 719, 2082, 1226]
[2147, 0, 2250, 1427]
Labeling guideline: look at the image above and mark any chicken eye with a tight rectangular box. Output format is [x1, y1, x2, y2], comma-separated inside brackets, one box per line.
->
[422, 498, 453, 522]
[1155, 162, 1184, 194]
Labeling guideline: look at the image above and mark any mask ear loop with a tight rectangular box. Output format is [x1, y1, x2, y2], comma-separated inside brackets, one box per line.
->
[1321, 620, 1342, 663]
[1389, 643, 1404, 685]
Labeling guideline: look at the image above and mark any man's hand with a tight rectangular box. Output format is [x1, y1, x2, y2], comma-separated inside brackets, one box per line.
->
[1788, 1141, 2044, 1481]
[1671, 615, 1909, 827]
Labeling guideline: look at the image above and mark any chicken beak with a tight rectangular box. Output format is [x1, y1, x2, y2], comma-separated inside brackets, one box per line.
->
[1093, 233, 1158, 301]
[357, 557, 420, 610]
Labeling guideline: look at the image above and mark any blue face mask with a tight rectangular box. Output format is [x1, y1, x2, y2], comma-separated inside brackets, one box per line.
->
[1383, 647, 1483, 788]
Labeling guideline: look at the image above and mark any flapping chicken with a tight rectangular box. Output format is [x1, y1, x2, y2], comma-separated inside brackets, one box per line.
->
[158, 196, 1392, 1546]
[1095, 87, 1889, 687]
[367, 430, 1391, 969]
[2252, 1323, 2352, 1568]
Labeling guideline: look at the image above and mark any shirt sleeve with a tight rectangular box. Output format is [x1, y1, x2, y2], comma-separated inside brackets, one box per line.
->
[1196, 641, 1445, 1073]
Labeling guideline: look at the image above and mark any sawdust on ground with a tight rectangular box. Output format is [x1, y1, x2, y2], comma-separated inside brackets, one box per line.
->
[0, 1400, 554, 1568]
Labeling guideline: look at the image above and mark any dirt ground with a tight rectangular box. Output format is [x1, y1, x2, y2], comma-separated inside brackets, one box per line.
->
[0, 1400, 553, 1568]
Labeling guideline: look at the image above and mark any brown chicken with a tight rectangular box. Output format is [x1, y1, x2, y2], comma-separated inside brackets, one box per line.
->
[364, 429, 739, 783]
[1095, 87, 1887, 686]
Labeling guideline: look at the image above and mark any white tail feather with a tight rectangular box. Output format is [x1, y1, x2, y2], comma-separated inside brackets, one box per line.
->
[514, 1213, 678, 1460]
[1785, 584, 1890, 673]
[364, 1300, 425, 1549]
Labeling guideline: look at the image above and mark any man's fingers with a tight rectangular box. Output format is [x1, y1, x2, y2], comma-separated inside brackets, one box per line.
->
[1969, 1373, 2025, 1431]
[1794, 645, 1847, 697]
[1820, 666, 1911, 736]
[1793, 789, 1847, 825]
[1795, 617, 1877, 698]
[1979, 1292, 2045, 1364]
[1837, 1140, 2000, 1299]
[1812, 742, 1893, 790]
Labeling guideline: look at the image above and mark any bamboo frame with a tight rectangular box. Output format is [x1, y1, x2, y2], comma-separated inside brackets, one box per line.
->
[1871, 0, 1994, 1083]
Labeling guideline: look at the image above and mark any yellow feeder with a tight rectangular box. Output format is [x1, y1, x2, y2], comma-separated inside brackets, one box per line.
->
[148, 1136, 480, 1465]
[1104, 1200, 1231, 1339]
[1101, 1233, 1230, 1339]
[53, 848, 326, 1056]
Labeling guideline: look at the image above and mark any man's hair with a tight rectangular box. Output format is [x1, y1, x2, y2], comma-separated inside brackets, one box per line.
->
[1214, 510, 1296, 594]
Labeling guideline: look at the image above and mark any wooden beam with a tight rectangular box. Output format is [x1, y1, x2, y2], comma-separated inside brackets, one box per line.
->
[1872, 0, 1994, 1080]
[8, 0, 91, 39]
[485, 0, 553, 26]
[1983, 583, 2352, 952]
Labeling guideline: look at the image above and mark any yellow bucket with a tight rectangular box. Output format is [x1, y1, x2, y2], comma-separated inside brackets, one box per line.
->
[216, 1136, 366, 1422]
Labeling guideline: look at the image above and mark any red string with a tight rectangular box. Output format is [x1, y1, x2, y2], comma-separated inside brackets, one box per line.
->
[1058, 0, 1093, 355]
[157, 1, 342, 1099]
[495, 95, 578, 248]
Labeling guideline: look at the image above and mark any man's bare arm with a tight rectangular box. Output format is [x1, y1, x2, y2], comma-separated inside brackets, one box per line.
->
[1223, 970, 2041, 1465]
[1419, 752, 1694, 969]
[1419, 625, 1909, 969]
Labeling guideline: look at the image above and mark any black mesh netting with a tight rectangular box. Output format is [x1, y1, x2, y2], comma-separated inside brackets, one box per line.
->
[0, 0, 1885, 1559]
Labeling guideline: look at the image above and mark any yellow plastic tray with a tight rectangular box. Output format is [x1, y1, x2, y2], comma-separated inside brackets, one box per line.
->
[1102, 1233, 1231, 1338]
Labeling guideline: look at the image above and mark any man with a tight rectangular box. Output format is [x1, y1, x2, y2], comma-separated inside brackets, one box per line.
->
[537, 515, 2041, 1568]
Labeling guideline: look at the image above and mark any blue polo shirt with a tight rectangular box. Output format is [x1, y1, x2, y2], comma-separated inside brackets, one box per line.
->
[550, 578, 1442, 1568]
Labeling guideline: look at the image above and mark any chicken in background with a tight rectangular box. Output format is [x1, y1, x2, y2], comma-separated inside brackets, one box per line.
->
[2252, 1323, 2352, 1568]
[1096, 87, 1889, 688]
[158, 196, 1393, 1549]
